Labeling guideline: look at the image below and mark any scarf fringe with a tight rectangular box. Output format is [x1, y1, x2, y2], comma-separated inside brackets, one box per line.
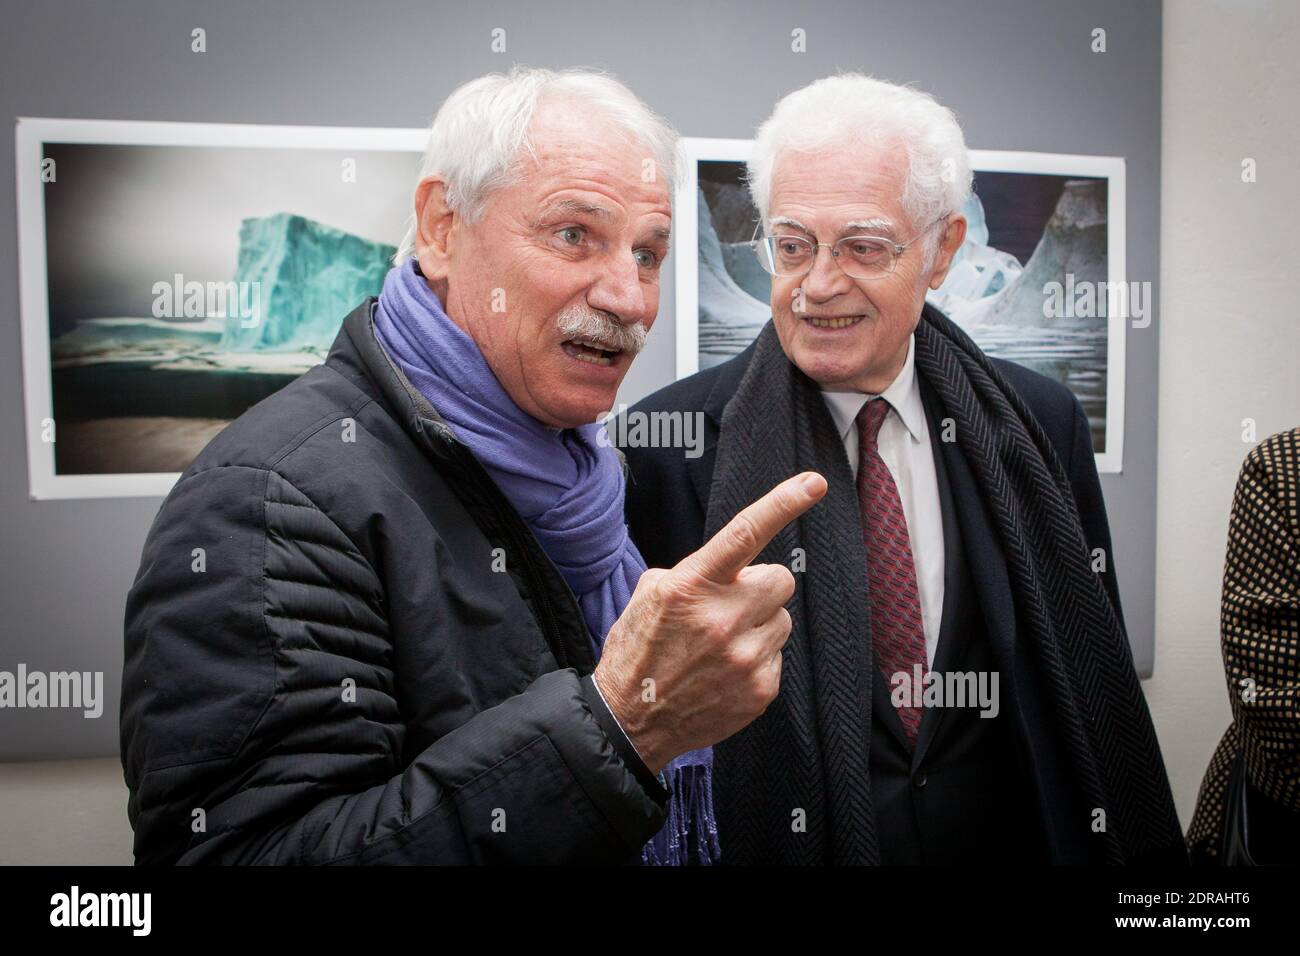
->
[639, 761, 721, 866]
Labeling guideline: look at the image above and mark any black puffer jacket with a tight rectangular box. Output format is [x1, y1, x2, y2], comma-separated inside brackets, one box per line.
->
[121, 300, 669, 865]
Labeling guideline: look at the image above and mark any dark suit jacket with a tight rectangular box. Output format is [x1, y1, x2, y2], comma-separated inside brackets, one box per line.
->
[620, 341, 1131, 864]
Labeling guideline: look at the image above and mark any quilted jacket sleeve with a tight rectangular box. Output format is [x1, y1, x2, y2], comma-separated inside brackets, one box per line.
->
[121, 464, 667, 865]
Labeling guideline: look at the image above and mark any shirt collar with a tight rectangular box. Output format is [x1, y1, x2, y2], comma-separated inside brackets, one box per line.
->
[820, 333, 926, 445]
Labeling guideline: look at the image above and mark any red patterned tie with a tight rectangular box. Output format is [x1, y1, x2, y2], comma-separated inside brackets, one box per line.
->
[856, 398, 928, 744]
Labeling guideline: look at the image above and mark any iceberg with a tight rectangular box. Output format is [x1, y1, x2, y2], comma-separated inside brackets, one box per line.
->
[50, 317, 224, 368]
[697, 188, 769, 365]
[925, 192, 1025, 326]
[48, 214, 395, 375]
[218, 213, 395, 352]
[977, 179, 1108, 328]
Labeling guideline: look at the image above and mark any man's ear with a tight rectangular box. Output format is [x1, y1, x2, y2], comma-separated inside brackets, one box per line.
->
[413, 177, 456, 283]
[926, 214, 968, 290]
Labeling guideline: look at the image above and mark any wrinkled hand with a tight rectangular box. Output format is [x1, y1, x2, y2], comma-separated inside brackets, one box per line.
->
[595, 471, 827, 774]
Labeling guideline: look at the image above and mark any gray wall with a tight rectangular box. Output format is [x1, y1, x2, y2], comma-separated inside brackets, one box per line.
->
[0, 0, 1162, 761]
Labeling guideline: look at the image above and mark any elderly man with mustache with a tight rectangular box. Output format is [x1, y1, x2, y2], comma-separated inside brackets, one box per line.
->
[623, 73, 1186, 865]
[121, 67, 824, 865]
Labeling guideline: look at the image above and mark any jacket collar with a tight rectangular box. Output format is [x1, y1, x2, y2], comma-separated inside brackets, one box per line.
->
[325, 297, 597, 673]
[701, 340, 756, 428]
[331, 298, 453, 445]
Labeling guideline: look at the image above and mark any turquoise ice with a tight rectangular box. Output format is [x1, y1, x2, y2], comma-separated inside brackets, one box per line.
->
[219, 213, 396, 352]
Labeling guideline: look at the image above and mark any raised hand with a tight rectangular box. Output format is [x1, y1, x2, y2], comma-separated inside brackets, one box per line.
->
[595, 471, 827, 773]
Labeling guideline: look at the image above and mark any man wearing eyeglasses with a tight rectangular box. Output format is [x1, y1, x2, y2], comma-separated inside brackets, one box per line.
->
[618, 73, 1186, 865]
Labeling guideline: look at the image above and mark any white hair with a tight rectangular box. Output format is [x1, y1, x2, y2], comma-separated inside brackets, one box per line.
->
[748, 73, 972, 268]
[393, 67, 680, 264]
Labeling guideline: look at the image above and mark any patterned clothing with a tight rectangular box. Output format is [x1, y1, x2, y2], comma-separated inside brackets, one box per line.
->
[1189, 427, 1300, 861]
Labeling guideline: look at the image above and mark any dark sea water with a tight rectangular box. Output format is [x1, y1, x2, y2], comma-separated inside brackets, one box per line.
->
[969, 325, 1108, 453]
[52, 362, 300, 423]
[52, 363, 300, 474]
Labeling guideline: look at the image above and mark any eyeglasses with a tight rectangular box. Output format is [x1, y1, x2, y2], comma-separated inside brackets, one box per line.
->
[750, 215, 949, 280]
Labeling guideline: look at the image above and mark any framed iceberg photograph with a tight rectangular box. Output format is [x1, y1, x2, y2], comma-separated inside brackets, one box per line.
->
[15, 117, 427, 499]
[675, 138, 1128, 473]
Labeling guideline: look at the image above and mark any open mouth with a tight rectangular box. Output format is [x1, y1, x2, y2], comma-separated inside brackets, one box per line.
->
[804, 315, 866, 330]
[561, 337, 623, 367]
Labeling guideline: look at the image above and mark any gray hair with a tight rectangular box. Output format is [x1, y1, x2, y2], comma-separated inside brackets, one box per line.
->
[748, 73, 972, 267]
[394, 67, 680, 264]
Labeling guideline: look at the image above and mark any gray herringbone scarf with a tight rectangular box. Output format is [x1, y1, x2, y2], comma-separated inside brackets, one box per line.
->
[705, 307, 1183, 864]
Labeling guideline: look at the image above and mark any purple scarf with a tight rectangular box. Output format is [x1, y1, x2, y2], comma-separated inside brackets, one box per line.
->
[373, 258, 718, 865]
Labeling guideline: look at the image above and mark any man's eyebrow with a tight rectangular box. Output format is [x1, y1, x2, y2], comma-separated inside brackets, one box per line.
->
[769, 215, 809, 232]
[541, 199, 617, 221]
[769, 215, 899, 239]
[647, 225, 671, 241]
[843, 218, 897, 237]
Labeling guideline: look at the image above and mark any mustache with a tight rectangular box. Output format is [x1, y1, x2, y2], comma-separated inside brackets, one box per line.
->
[556, 306, 648, 355]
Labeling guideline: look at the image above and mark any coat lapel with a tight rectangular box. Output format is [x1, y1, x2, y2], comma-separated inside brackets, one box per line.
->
[915, 372, 1039, 811]
[687, 347, 754, 514]
[918, 378, 1019, 677]
[909, 377, 975, 767]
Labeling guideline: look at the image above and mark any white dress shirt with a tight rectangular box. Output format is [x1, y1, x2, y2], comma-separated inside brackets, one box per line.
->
[820, 333, 945, 669]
